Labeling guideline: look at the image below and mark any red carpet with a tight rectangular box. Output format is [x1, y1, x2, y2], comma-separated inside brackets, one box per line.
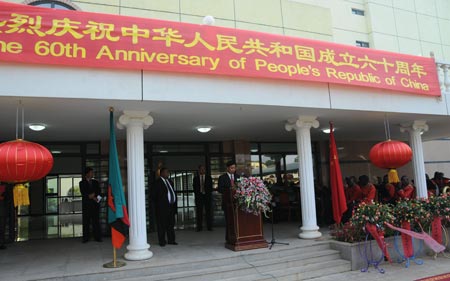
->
[416, 273, 450, 281]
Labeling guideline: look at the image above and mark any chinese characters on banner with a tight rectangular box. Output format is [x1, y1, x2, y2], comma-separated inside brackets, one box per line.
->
[0, 2, 440, 96]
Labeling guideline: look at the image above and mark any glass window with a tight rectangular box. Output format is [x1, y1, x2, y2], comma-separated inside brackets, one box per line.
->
[261, 154, 283, 185]
[284, 154, 299, 185]
[261, 143, 296, 153]
[46, 197, 58, 214]
[28, 0, 77, 10]
[45, 144, 80, 154]
[251, 155, 261, 177]
[351, 8, 365, 16]
[356, 41, 370, 48]
[45, 175, 82, 215]
[86, 143, 100, 154]
[209, 143, 220, 153]
[152, 144, 205, 153]
[60, 177, 74, 196]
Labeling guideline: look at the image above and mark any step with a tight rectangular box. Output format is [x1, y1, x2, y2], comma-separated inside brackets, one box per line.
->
[249, 249, 341, 269]
[118, 263, 258, 281]
[36, 242, 348, 281]
[242, 242, 332, 262]
[163, 250, 343, 281]
[259, 259, 351, 281]
[220, 259, 351, 281]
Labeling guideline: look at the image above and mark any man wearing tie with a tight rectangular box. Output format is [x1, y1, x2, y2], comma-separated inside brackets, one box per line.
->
[193, 165, 213, 232]
[154, 167, 178, 247]
[79, 167, 102, 243]
[218, 160, 238, 244]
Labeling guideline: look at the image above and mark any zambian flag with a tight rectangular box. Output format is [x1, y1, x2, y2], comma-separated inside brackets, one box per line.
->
[108, 109, 130, 249]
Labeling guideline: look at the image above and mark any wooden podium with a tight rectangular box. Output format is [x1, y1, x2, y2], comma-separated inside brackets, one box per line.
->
[225, 207, 268, 251]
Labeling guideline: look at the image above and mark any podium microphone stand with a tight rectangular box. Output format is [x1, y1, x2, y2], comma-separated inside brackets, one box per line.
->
[268, 202, 289, 250]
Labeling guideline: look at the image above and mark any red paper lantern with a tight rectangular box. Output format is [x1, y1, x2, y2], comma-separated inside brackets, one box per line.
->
[0, 139, 54, 183]
[369, 140, 412, 169]
[369, 140, 412, 183]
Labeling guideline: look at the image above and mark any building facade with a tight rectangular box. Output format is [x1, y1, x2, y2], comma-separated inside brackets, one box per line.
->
[1, 0, 450, 260]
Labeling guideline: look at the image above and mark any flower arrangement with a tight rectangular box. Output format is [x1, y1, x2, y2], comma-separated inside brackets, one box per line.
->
[350, 202, 395, 231]
[421, 194, 450, 221]
[393, 198, 428, 227]
[233, 177, 272, 216]
[337, 195, 450, 244]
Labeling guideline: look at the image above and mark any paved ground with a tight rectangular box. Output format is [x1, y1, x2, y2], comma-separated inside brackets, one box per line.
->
[0, 222, 449, 281]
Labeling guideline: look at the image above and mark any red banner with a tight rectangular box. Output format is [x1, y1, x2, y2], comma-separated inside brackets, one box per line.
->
[431, 216, 443, 245]
[401, 221, 414, 258]
[0, 1, 440, 96]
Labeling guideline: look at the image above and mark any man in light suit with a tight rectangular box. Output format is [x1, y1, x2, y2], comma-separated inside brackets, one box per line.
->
[218, 160, 238, 243]
[154, 167, 178, 247]
[193, 165, 213, 232]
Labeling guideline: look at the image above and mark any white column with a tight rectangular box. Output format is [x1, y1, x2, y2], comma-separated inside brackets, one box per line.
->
[400, 120, 429, 199]
[118, 111, 154, 261]
[285, 116, 322, 239]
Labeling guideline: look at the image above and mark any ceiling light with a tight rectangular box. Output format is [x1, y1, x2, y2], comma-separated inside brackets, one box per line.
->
[321, 128, 334, 134]
[28, 123, 46, 131]
[159, 150, 168, 153]
[197, 126, 212, 133]
[51, 150, 61, 154]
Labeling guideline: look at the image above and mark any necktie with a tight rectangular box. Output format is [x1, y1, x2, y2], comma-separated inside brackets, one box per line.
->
[231, 174, 235, 187]
[201, 175, 205, 194]
[165, 179, 176, 204]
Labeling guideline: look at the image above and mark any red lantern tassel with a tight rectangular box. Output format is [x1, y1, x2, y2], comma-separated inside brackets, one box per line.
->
[401, 221, 414, 258]
[431, 216, 443, 245]
[13, 183, 30, 207]
[388, 169, 399, 184]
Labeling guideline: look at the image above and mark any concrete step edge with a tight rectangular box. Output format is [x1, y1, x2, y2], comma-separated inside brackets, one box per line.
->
[220, 261, 351, 281]
[259, 259, 351, 276]
[248, 249, 341, 266]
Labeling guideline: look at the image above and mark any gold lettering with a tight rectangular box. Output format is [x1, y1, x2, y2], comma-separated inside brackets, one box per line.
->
[0, 40, 22, 54]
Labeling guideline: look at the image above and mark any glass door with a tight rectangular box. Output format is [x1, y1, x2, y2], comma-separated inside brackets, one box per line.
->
[44, 174, 82, 238]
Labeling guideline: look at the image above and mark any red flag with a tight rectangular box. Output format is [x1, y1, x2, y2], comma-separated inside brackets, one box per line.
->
[108, 185, 130, 249]
[329, 122, 347, 224]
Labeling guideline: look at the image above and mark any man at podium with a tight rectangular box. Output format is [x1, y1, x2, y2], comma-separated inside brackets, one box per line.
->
[218, 160, 239, 244]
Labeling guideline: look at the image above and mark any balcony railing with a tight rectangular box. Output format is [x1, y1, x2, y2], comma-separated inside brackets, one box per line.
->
[436, 60, 450, 93]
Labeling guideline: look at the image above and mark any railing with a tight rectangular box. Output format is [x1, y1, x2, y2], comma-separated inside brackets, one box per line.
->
[436, 60, 450, 93]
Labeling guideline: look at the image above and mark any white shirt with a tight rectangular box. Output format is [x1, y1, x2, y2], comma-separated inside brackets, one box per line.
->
[163, 178, 176, 203]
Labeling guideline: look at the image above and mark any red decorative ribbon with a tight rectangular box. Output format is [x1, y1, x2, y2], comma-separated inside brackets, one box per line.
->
[385, 222, 445, 253]
[431, 216, 443, 245]
[401, 221, 414, 258]
[365, 223, 391, 263]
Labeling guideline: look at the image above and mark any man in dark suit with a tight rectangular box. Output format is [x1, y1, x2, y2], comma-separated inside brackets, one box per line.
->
[154, 167, 177, 247]
[79, 167, 102, 243]
[218, 160, 238, 243]
[193, 165, 213, 232]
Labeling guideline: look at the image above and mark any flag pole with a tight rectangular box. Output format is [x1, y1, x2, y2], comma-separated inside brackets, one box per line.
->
[113, 246, 117, 268]
[103, 245, 126, 268]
